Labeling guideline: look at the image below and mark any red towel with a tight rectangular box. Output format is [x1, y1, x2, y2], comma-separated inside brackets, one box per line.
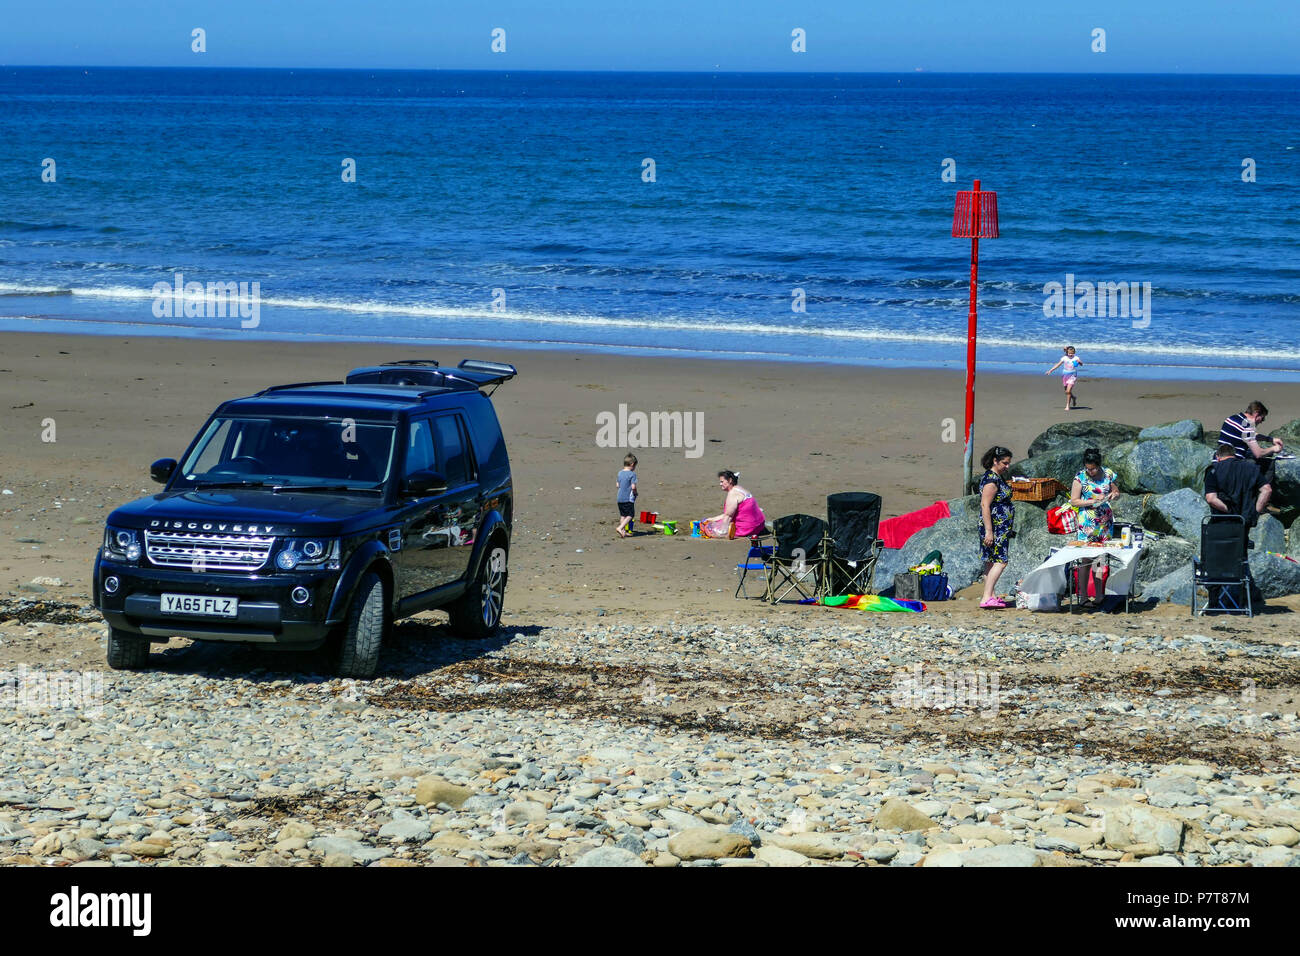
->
[878, 500, 951, 550]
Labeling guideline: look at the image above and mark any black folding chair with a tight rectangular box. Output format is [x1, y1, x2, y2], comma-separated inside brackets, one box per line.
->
[765, 514, 827, 604]
[1192, 515, 1253, 617]
[824, 492, 883, 596]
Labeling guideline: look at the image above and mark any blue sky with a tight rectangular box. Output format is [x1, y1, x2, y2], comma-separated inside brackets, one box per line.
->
[3, 0, 1296, 72]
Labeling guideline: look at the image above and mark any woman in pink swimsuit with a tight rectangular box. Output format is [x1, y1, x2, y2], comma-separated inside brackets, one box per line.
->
[701, 470, 766, 539]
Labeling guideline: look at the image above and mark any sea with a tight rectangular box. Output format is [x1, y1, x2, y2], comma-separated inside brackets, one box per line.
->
[1, 68, 1298, 380]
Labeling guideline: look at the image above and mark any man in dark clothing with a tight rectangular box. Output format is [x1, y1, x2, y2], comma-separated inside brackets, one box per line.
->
[1205, 443, 1267, 526]
[1217, 400, 1284, 513]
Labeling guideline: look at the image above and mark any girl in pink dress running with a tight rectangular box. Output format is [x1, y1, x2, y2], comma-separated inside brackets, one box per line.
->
[1046, 345, 1083, 411]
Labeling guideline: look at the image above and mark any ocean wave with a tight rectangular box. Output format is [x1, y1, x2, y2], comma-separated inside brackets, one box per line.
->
[5, 280, 1300, 365]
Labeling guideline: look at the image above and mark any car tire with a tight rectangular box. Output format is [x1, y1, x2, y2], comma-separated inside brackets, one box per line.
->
[337, 571, 385, 678]
[105, 627, 151, 670]
[448, 543, 507, 639]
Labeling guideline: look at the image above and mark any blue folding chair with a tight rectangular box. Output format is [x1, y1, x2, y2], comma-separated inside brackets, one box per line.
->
[735, 540, 774, 599]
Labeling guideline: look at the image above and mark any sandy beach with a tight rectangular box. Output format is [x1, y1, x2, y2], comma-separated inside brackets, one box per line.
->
[3, 329, 1300, 631]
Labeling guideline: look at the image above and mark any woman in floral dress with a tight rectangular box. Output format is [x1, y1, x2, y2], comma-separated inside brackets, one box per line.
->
[1070, 447, 1122, 603]
[978, 446, 1016, 608]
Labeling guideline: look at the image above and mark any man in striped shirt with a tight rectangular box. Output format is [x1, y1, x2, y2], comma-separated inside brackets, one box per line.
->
[1218, 400, 1284, 513]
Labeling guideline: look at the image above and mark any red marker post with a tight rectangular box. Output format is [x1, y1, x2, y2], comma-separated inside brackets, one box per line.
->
[951, 180, 999, 494]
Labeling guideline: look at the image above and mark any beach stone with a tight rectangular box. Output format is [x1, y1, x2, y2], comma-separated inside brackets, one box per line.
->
[1142, 488, 1209, 542]
[276, 821, 315, 842]
[754, 845, 811, 867]
[1248, 551, 1300, 599]
[309, 836, 392, 863]
[378, 816, 432, 843]
[1106, 439, 1209, 495]
[414, 776, 473, 809]
[1139, 420, 1204, 442]
[667, 829, 751, 860]
[125, 841, 167, 858]
[658, 808, 706, 832]
[503, 802, 547, 826]
[1104, 806, 1185, 853]
[769, 832, 845, 859]
[1029, 421, 1140, 459]
[874, 799, 937, 832]
[572, 846, 646, 867]
[1255, 827, 1300, 848]
[1251, 846, 1296, 866]
[960, 845, 1041, 867]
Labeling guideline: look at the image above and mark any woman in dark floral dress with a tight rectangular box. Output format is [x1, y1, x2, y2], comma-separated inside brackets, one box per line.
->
[978, 446, 1016, 608]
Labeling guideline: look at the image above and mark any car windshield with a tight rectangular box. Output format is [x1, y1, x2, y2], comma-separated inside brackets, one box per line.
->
[176, 416, 396, 490]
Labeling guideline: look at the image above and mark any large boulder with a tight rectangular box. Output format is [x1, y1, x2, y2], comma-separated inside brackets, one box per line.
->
[1134, 537, 1196, 590]
[1291, 525, 1300, 560]
[1142, 488, 1210, 542]
[1105, 439, 1209, 495]
[1010, 449, 1085, 489]
[1266, 418, 1300, 449]
[1273, 459, 1300, 528]
[1028, 420, 1140, 458]
[1141, 567, 1193, 605]
[875, 513, 985, 594]
[1139, 420, 1204, 443]
[1248, 551, 1300, 600]
[1252, 514, 1286, 554]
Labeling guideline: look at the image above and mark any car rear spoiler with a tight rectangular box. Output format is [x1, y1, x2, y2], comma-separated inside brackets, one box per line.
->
[455, 360, 517, 393]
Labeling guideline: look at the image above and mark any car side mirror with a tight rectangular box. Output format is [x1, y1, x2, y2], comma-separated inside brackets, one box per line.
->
[403, 470, 447, 497]
[150, 458, 177, 484]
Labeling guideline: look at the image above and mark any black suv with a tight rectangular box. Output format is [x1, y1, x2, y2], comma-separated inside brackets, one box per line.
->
[93, 359, 515, 677]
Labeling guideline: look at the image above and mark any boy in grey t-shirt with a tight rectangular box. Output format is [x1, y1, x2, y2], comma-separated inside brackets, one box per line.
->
[616, 454, 638, 538]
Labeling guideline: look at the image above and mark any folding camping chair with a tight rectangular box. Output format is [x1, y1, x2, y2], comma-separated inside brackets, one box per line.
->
[824, 492, 884, 597]
[765, 514, 827, 604]
[734, 530, 774, 599]
[1192, 514, 1253, 617]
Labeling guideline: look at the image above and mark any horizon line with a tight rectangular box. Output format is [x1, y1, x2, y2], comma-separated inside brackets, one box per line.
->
[3, 64, 1299, 78]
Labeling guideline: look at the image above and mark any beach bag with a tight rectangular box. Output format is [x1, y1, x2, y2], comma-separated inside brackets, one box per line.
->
[893, 572, 922, 601]
[918, 573, 950, 602]
[894, 572, 949, 602]
[1071, 563, 1110, 600]
[1016, 590, 1059, 612]
[1047, 504, 1079, 535]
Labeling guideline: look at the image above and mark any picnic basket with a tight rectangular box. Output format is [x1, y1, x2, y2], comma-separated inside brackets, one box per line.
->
[1008, 477, 1062, 503]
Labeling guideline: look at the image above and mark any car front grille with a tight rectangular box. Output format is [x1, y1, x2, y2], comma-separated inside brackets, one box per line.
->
[143, 531, 275, 571]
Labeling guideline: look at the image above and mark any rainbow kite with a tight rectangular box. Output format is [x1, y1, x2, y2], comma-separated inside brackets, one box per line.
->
[801, 594, 926, 612]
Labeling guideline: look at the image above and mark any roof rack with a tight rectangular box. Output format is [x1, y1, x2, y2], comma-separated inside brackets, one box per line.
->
[254, 380, 344, 395]
[343, 359, 518, 395]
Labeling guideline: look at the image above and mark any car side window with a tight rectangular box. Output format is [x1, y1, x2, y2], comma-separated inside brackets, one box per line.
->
[405, 419, 436, 477]
[432, 415, 471, 487]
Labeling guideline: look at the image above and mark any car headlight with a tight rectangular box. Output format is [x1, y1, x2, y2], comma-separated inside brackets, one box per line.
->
[277, 538, 340, 571]
[103, 526, 142, 562]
